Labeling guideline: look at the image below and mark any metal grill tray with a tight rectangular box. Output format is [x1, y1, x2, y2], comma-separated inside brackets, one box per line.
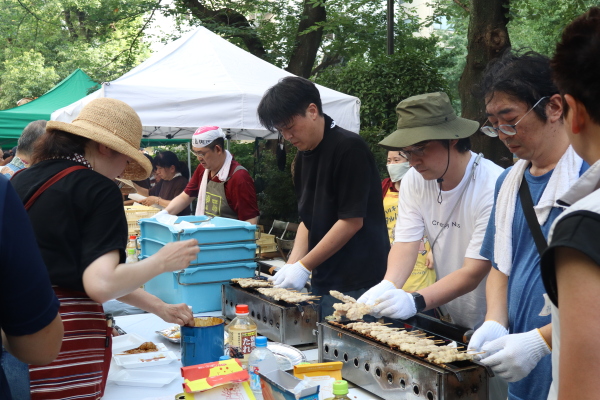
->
[222, 284, 320, 346]
[319, 319, 492, 400]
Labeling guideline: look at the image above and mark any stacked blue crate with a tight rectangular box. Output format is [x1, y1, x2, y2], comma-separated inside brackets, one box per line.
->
[139, 215, 258, 312]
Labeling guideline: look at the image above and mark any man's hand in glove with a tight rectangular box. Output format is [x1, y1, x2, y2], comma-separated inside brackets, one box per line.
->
[480, 328, 551, 382]
[371, 289, 417, 320]
[468, 320, 509, 360]
[268, 261, 311, 291]
[356, 280, 396, 305]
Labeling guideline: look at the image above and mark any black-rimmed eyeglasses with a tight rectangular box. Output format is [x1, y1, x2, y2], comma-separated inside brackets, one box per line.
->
[480, 96, 549, 137]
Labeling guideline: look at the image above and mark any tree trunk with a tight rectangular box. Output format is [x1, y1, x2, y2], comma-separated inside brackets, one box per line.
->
[459, 0, 513, 168]
[286, 0, 326, 78]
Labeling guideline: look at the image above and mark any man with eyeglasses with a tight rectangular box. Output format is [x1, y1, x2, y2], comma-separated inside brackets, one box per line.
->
[467, 50, 588, 400]
[358, 92, 504, 330]
[160, 126, 259, 223]
[256, 77, 389, 319]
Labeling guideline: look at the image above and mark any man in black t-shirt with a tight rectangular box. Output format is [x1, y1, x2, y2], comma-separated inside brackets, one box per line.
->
[257, 77, 389, 319]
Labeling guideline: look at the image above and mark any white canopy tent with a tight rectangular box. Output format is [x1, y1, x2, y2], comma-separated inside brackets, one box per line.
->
[51, 27, 361, 141]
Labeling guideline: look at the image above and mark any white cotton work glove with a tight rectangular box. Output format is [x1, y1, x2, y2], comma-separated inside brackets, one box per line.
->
[371, 289, 417, 320]
[356, 280, 397, 305]
[268, 261, 311, 291]
[468, 320, 509, 360]
[480, 329, 551, 382]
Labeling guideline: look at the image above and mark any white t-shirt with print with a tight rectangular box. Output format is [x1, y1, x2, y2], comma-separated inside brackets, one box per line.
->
[395, 151, 504, 329]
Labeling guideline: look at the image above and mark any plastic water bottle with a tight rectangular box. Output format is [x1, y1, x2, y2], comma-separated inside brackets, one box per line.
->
[248, 336, 277, 400]
[125, 247, 138, 264]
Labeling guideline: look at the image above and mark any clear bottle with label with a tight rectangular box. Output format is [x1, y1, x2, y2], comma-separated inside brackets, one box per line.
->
[125, 247, 138, 264]
[226, 304, 257, 367]
[325, 380, 351, 400]
[248, 336, 277, 400]
[126, 235, 138, 256]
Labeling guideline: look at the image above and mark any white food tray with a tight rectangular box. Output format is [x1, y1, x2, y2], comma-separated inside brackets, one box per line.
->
[108, 369, 180, 387]
[112, 333, 148, 354]
[113, 346, 177, 368]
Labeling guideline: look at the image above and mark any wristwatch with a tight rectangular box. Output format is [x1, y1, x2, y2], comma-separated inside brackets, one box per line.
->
[411, 292, 427, 313]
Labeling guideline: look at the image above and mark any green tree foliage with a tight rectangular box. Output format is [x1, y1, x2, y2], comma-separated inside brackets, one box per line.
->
[0, 0, 154, 108]
[0, 50, 59, 109]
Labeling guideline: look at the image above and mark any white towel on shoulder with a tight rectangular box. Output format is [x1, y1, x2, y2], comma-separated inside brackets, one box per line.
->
[494, 146, 582, 276]
[195, 150, 233, 216]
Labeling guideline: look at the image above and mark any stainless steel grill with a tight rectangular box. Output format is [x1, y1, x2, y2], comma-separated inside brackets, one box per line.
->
[318, 317, 492, 400]
[221, 284, 319, 346]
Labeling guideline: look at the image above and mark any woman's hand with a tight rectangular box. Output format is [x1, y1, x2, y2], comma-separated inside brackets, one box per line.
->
[155, 302, 194, 326]
[153, 239, 200, 272]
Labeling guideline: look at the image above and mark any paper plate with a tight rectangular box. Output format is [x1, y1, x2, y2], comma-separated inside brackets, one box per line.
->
[112, 333, 148, 354]
[109, 369, 180, 387]
[267, 342, 307, 367]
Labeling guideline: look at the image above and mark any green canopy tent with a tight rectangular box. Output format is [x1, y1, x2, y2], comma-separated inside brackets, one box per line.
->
[0, 69, 100, 149]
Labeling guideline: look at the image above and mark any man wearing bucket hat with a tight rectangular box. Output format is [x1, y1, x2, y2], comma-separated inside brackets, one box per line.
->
[358, 92, 503, 331]
[257, 76, 389, 319]
[162, 126, 259, 223]
[11, 97, 200, 400]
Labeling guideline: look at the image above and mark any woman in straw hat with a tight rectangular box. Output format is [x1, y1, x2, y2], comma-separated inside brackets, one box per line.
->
[10, 98, 200, 400]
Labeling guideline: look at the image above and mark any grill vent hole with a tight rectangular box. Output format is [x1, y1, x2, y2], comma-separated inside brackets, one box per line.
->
[387, 373, 394, 384]
[413, 385, 420, 395]
[364, 363, 370, 372]
[324, 345, 329, 354]
[343, 353, 349, 362]
[427, 391, 435, 400]
[333, 349, 339, 358]
[399, 379, 406, 389]
[375, 368, 381, 378]
[353, 358, 359, 367]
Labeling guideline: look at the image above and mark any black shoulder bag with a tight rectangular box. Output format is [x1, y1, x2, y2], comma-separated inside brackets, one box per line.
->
[519, 177, 548, 255]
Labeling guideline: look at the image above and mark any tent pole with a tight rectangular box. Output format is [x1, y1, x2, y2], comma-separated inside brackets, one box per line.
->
[186, 142, 191, 178]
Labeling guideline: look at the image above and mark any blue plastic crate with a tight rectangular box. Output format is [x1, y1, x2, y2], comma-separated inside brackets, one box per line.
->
[140, 238, 256, 266]
[143, 259, 257, 313]
[139, 215, 257, 245]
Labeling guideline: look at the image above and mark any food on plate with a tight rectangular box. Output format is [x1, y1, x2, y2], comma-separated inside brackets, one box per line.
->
[231, 278, 273, 288]
[121, 342, 158, 354]
[157, 326, 181, 340]
[255, 287, 319, 303]
[329, 291, 374, 320]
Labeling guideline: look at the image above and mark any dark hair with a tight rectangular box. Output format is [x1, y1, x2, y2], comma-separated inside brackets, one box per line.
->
[439, 138, 471, 153]
[478, 49, 558, 122]
[206, 137, 225, 152]
[551, 7, 600, 124]
[153, 150, 189, 179]
[2, 151, 11, 160]
[18, 120, 47, 155]
[257, 76, 323, 133]
[31, 129, 90, 165]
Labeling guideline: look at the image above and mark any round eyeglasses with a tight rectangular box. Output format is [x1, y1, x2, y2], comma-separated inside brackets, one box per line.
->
[399, 141, 432, 160]
[480, 96, 548, 137]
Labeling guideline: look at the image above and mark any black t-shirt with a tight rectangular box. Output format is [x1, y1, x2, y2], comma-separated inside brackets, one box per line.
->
[540, 211, 600, 307]
[11, 159, 127, 292]
[294, 115, 389, 293]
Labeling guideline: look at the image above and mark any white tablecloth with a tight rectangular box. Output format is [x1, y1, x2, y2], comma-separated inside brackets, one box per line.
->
[102, 312, 378, 400]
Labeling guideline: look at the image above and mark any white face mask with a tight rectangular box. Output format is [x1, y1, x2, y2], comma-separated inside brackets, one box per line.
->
[387, 162, 411, 182]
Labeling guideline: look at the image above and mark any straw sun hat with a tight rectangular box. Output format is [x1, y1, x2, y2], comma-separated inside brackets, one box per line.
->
[379, 92, 479, 150]
[46, 98, 152, 180]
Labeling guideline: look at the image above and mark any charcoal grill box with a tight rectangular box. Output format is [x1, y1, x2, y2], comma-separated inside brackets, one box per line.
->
[143, 259, 257, 313]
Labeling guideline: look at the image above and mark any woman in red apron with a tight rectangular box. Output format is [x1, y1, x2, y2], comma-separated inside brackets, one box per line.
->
[11, 98, 200, 400]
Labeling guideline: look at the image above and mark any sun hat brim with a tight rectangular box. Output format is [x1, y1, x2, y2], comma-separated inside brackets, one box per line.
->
[379, 117, 480, 150]
[46, 120, 152, 181]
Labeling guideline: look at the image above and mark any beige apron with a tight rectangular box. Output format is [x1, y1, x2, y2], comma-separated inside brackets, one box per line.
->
[204, 165, 246, 219]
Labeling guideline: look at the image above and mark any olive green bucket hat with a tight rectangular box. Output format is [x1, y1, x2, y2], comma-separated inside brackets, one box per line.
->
[379, 92, 479, 150]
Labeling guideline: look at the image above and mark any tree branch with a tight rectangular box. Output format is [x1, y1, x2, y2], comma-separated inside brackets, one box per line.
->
[126, 0, 162, 64]
[453, 0, 470, 13]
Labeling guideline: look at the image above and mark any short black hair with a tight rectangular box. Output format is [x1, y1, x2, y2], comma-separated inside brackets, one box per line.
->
[439, 138, 471, 153]
[478, 49, 558, 122]
[206, 137, 225, 151]
[18, 120, 47, 156]
[257, 76, 323, 133]
[551, 7, 600, 124]
[154, 150, 189, 179]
